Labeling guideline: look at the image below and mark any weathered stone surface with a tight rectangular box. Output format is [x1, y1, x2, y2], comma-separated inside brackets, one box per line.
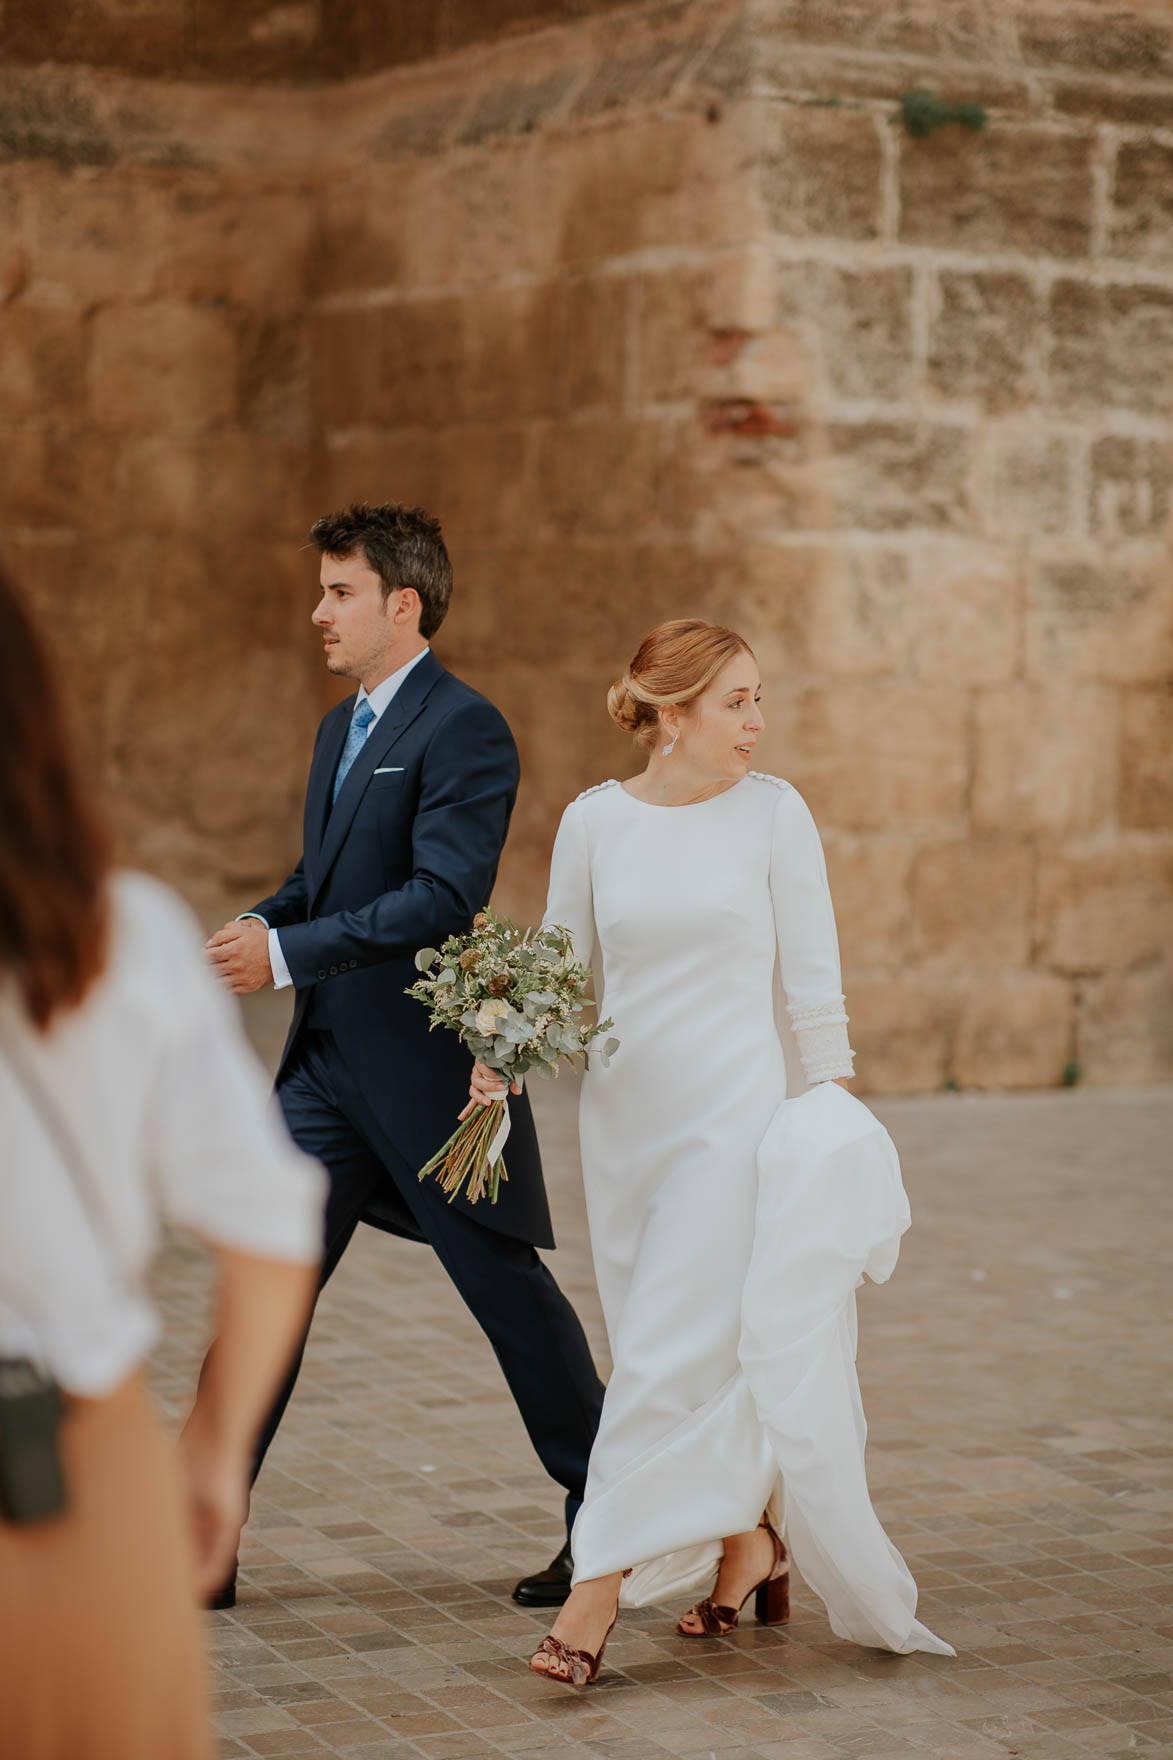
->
[826, 421, 975, 533]
[972, 683, 1118, 835]
[1089, 436, 1172, 542]
[0, 299, 87, 417]
[775, 260, 915, 402]
[2, 0, 322, 82]
[570, 32, 707, 119]
[1025, 556, 1173, 685]
[146, 176, 318, 307]
[985, 427, 1074, 537]
[84, 431, 313, 539]
[632, 251, 788, 406]
[1047, 76, 1173, 129]
[685, 407, 829, 539]
[1049, 280, 1173, 418]
[900, 127, 1094, 261]
[534, 419, 666, 536]
[1109, 139, 1173, 270]
[457, 70, 576, 146]
[761, 105, 884, 243]
[374, 295, 469, 428]
[1036, 843, 1173, 975]
[237, 313, 310, 440]
[822, 834, 913, 970]
[1020, 6, 1173, 81]
[800, 546, 912, 676]
[797, 540, 1023, 687]
[927, 271, 1040, 412]
[1076, 966, 1173, 1085]
[541, 108, 758, 266]
[701, 541, 827, 683]
[906, 545, 1020, 686]
[912, 841, 1034, 968]
[762, 0, 985, 60]
[846, 976, 957, 1093]
[785, 682, 969, 833]
[369, 151, 545, 290]
[0, 421, 79, 527]
[89, 300, 237, 429]
[954, 972, 1073, 1090]
[1120, 688, 1173, 832]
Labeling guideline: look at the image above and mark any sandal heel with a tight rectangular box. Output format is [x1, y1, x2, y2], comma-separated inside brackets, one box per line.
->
[755, 1570, 790, 1626]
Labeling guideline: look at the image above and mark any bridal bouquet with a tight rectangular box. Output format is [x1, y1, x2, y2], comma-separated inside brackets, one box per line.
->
[407, 909, 618, 1205]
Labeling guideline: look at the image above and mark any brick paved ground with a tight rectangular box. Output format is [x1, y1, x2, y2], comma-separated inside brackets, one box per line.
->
[150, 1077, 1173, 1760]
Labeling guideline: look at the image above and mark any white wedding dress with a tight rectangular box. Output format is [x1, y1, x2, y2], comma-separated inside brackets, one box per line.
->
[544, 773, 952, 1656]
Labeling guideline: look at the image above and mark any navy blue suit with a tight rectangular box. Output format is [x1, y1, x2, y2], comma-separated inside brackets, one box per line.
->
[251, 651, 604, 1534]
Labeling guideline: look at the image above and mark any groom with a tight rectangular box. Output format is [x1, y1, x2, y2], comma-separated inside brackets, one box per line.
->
[205, 502, 604, 1609]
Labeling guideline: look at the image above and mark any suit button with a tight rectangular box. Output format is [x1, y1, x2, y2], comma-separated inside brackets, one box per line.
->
[328, 965, 338, 975]
[317, 970, 327, 980]
[349, 960, 358, 969]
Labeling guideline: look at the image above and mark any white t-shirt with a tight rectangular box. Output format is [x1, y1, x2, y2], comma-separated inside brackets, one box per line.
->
[0, 872, 325, 1397]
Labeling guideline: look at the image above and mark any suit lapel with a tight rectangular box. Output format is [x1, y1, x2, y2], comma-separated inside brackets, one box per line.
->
[310, 652, 444, 909]
[306, 703, 351, 881]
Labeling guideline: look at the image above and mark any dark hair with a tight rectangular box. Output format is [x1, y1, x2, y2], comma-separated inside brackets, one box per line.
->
[309, 502, 454, 639]
[0, 564, 111, 1029]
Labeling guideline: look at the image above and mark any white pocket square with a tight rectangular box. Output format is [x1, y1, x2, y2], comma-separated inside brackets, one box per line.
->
[373, 766, 404, 774]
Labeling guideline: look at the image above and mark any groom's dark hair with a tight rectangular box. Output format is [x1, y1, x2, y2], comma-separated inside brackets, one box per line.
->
[310, 502, 453, 639]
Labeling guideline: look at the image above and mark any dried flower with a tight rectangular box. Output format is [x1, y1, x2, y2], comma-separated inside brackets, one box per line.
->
[406, 906, 618, 1205]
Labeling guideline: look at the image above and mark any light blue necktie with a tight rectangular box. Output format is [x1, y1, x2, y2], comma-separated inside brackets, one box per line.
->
[332, 699, 376, 805]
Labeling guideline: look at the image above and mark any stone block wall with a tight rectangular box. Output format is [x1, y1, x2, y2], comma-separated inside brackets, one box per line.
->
[734, 0, 1173, 1090]
[0, 73, 324, 919]
[2, 0, 1170, 1089]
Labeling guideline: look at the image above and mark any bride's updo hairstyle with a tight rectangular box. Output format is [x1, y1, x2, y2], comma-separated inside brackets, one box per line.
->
[607, 620, 755, 749]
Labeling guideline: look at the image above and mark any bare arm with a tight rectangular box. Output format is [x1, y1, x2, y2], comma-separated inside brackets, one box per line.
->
[179, 1246, 316, 1597]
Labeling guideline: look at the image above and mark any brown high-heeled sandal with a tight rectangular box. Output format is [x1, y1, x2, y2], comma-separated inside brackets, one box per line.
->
[676, 1517, 790, 1637]
[529, 1609, 618, 1686]
[529, 1571, 629, 1687]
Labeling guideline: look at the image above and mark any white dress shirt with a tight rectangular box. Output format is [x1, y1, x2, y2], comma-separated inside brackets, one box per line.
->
[0, 873, 325, 1397]
[245, 647, 431, 990]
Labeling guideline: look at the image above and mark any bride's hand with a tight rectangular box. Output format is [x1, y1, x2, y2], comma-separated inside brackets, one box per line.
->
[459, 1060, 522, 1121]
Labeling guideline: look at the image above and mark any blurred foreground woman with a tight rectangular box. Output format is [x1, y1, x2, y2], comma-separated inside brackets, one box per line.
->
[0, 567, 325, 1760]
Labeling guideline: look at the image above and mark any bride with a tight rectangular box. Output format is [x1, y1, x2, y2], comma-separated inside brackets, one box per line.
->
[468, 619, 953, 1685]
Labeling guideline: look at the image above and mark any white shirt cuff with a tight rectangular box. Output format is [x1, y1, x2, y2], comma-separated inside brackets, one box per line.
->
[235, 914, 293, 991]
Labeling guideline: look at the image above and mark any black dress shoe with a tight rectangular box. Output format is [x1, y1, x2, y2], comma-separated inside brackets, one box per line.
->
[206, 1566, 237, 1611]
[513, 1539, 574, 1607]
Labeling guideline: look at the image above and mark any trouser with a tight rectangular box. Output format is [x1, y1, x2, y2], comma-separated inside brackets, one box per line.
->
[254, 1029, 605, 1541]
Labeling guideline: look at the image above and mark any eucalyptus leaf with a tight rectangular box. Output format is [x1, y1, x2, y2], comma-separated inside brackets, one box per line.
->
[436, 967, 456, 987]
[414, 947, 439, 972]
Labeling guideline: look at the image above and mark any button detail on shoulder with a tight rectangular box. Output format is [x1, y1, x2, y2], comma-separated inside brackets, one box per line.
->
[748, 771, 793, 792]
[576, 778, 621, 802]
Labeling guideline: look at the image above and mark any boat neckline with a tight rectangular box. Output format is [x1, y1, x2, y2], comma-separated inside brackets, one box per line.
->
[616, 777, 747, 810]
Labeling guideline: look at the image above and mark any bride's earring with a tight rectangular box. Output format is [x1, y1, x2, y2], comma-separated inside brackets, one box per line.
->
[662, 733, 678, 757]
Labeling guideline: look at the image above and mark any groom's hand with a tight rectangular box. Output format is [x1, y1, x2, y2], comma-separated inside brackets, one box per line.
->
[205, 919, 273, 994]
